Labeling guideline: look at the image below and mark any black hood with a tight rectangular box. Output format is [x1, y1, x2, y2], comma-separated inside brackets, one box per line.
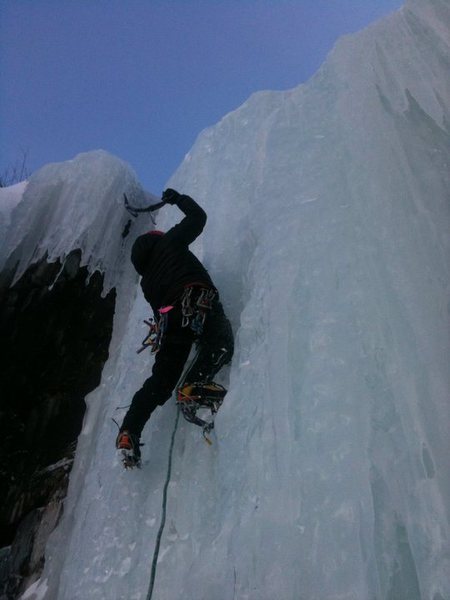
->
[131, 233, 161, 275]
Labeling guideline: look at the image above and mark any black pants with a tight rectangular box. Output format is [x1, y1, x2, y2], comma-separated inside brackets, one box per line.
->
[121, 297, 234, 437]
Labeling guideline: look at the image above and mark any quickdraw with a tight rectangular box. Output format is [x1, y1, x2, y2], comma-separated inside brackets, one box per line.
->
[180, 285, 217, 335]
[137, 286, 216, 353]
[136, 319, 159, 354]
[136, 306, 173, 354]
[176, 382, 226, 444]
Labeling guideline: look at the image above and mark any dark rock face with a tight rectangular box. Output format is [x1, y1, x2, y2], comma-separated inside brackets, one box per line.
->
[0, 250, 115, 598]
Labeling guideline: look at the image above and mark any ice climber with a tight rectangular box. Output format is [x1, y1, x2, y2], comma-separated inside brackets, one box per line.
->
[116, 188, 234, 468]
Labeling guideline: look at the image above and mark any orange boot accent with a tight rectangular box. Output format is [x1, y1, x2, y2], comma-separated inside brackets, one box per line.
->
[116, 431, 132, 450]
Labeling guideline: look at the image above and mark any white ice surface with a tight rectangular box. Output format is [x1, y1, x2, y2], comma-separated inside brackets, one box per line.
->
[0, 150, 156, 294]
[16, 0, 450, 599]
[20, 578, 48, 600]
[0, 180, 28, 240]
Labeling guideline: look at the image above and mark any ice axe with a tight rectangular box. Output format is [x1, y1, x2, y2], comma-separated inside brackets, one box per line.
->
[123, 193, 166, 218]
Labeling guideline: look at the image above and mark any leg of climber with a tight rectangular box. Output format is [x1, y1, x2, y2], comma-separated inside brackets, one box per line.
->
[117, 307, 195, 465]
[184, 298, 234, 385]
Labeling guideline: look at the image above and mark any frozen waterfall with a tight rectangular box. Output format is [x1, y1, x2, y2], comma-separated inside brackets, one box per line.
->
[7, 0, 450, 598]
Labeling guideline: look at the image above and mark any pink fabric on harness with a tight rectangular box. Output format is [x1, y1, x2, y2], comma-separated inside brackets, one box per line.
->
[159, 305, 174, 314]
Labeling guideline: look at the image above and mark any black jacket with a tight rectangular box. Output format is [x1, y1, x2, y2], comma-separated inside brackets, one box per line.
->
[131, 195, 214, 314]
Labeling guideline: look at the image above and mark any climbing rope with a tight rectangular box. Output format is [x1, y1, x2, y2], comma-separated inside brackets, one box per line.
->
[146, 405, 181, 600]
[145, 346, 201, 600]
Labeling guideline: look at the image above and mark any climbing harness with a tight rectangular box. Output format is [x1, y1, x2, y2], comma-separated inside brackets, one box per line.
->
[180, 284, 217, 336]
[137, 285, 216, 353]
[136, 284, 226, 444]
[176, 382, 227, 445]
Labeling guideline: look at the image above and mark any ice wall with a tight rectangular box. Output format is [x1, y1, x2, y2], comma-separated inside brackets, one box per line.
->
[0, 181, 28, 240]
[0, 151, 152, 294]
[26, 0, 450, 599]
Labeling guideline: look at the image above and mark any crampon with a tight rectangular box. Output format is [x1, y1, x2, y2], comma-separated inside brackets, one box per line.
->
[176, 382, 226, 444]
[116, 430, 142, 469]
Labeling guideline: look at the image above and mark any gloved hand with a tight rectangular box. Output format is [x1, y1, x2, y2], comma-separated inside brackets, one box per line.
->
[162, 188, 181, 205]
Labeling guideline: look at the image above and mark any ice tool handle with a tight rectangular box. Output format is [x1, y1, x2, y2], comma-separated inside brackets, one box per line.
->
[124, 193, 166, 217]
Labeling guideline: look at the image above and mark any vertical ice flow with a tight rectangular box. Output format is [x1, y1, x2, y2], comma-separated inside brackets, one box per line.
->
[13, 0, 450, 598]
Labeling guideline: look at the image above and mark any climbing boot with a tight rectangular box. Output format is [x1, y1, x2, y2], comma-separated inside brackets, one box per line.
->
[116, 430, 141, 469]
[177, 382, 226, 407]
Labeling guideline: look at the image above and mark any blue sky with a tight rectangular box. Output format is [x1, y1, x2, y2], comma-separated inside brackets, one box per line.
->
[1, 0, 403, 193]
